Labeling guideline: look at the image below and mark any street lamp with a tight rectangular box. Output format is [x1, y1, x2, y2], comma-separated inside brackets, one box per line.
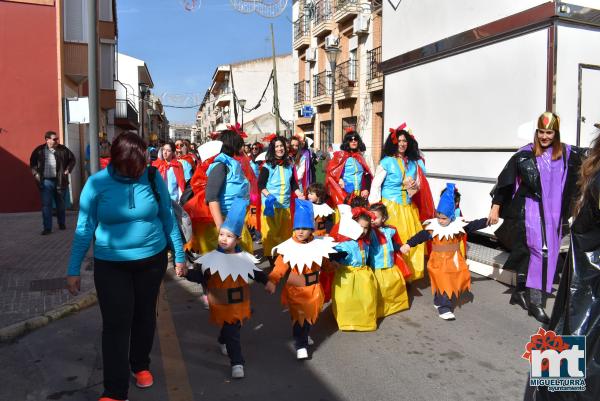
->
[325, 45, 341, 146]
[238, 98, 247, 130]
[139, 83, 150, 139]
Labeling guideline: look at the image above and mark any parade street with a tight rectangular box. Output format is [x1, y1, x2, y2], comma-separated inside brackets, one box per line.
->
[0, 256, 545, 401]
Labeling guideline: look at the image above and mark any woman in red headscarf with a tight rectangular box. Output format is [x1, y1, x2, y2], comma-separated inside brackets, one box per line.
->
[152, 142, 186, 201]
[325, 130, 372, 206]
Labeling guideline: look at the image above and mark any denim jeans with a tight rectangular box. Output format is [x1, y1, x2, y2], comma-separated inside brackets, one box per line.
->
[218, 322, 244, 366]
[40, 178, 66, 231]
[434, 293, 453, 315]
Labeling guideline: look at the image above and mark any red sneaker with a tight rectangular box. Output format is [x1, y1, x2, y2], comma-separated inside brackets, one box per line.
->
[134, 370, 154, 388]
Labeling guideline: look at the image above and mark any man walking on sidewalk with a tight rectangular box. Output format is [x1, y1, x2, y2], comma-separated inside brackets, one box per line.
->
[30, 131, 76, 235]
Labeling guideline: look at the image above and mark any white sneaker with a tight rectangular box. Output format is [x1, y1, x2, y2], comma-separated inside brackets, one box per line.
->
[219, 343, 228, 356]
[307, 336, 314, 346]
[296, 348, 309, 360]
[439, 311, 456, 320]
[231, 364, 244, 379]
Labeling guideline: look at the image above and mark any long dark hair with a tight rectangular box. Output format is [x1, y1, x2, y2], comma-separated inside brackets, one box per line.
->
[265, 136, 291, 167]
[340, 130, 366, 152]
[383, 129, 421, 161]
[573, 132, 600, 217]
[111, 132, 147, 178]
[220, 130, 244, 157]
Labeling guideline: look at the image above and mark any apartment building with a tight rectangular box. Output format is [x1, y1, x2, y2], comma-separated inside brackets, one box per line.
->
[0, 0, 117, 212]
[292, 0, 383, 164]
[114, 52, 156, 142]
[195, 55, 294, 144]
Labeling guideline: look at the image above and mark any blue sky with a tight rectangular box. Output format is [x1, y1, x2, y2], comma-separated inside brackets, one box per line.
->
[116, 0, 293, 124]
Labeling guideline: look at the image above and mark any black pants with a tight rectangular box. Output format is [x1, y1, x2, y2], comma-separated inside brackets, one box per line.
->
[94, 248, 167, 400]
[218, 321, 244, 366]
[293, 321, 311, 350]
[434, 293, 453, 314]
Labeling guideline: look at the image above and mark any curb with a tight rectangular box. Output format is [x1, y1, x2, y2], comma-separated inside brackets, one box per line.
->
[0, 290, 98, 343]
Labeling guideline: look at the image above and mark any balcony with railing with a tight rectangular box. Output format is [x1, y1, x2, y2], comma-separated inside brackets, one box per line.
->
[313, 71, 333, 106]
[335, 59, 358, 100]
[63, 43, 88, 84]
[334, 0, 361, 23]
[367, 46, 383, 92]
[115, 99, 139, 129]
[293, 16, 311, 50]
[294, 80, 310, 108]
[313, 0, 334, 37]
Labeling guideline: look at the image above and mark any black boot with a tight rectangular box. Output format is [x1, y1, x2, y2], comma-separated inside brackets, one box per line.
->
[527, 288, 549, 324]
[528, 304, 550, 324]
[509, 290, 528, 310]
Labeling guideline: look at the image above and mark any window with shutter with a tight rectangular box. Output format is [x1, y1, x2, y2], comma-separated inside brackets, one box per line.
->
[99, 0, 113, 22]
[64, 0, 88, 43]
[100, 43, 115, 90]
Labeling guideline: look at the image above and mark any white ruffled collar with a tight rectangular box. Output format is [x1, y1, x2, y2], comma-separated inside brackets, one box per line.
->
[312, 202, 335, 218]
[193, 250, 261, 283]
[271, 236, 338, 274]
[423, 217, 468, 240]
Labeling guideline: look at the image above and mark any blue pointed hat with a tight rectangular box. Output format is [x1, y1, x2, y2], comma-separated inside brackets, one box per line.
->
[221, 197, 249, 237]
[437, 183, 457, 221]
[293, 199, 315, 230]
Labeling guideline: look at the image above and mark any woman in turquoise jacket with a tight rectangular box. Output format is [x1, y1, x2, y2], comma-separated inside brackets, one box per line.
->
[258, 136, 303, 261]
[66, 133, 186, 401]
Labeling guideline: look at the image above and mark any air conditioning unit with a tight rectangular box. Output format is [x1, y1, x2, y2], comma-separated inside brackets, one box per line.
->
[325, 35, 339, 48]
[353, 14, 370, 34]
[305, 47, 317, 62]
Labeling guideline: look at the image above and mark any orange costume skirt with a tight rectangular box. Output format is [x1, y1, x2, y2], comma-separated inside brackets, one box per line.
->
[269, 256, 329, 326]
[427, 234, 471, 298]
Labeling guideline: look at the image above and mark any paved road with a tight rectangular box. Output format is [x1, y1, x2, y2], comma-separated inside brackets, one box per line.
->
[0, 262, 549, 401]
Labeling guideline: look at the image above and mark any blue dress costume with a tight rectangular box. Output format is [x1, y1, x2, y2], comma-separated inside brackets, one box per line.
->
[260, 162, 294, 256]
[378, 156, 427, 280]
[368, 226, 410, 317]
[332, 239, 378, 331]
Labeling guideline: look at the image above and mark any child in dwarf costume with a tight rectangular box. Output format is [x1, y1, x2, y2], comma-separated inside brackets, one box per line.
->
[306, 183, 336, 303]
[265, 199, 338, 359]
[401, 183, 489, 320]
[330, 204, 379, 332]
[368, 203, 411, 318]
[185, 198, 268, 379]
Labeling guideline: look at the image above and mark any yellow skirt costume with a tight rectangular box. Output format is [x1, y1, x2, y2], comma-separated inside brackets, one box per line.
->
[332, 265, 378, 331]
[187, 219, 253, 254]
[382, 198, 425, 281]
[373, 267, 409, 318]
[260, 207, 292, 256]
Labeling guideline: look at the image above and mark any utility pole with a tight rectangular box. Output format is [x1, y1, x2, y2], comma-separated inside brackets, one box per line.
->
[87, 0, 99, 174]
[270, 23, 281, 135]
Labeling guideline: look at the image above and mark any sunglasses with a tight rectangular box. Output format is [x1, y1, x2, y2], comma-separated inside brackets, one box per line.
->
[348, 137, 359, 142]
[49, 138, 59, 142]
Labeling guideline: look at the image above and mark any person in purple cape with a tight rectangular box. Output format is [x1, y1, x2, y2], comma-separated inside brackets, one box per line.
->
[488, 112, 583, 324]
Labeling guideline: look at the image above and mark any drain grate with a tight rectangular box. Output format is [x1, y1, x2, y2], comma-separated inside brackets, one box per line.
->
[29, 277, 67, 292]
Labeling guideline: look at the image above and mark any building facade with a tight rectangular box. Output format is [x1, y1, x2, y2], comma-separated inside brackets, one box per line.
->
[195, 55, 294, 144]
[0, 0, 117, 212]
[292, 0, 383, 164]
[114, 53, 155, 142]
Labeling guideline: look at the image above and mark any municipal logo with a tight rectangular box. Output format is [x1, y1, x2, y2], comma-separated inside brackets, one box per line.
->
[522, 328, 586, 392]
